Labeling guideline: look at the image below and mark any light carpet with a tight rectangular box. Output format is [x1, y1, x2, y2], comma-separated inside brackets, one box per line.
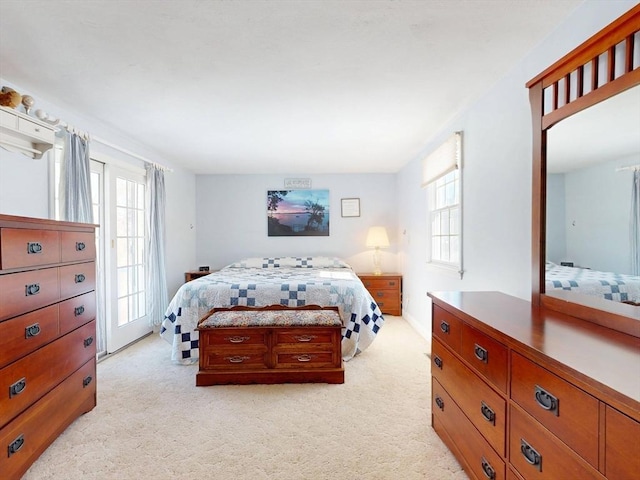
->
[23, 315, 467, 480]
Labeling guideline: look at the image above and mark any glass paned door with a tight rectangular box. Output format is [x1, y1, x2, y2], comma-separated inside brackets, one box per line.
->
[107, 167, 151, 352]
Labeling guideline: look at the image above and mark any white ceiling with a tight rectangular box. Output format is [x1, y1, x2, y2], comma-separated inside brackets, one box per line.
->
[0, 0, 581, 174]
[547, 85, 640, 173]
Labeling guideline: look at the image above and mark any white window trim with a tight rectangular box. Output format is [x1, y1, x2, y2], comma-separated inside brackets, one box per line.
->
[423, 132, 464, 279]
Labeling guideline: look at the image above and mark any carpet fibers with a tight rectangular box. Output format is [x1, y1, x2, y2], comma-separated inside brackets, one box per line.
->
[23, 316, 467, 479]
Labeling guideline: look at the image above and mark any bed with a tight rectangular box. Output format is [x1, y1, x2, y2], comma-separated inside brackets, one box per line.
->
[545, 261, 640, 304]
[160, 256, 384, 364]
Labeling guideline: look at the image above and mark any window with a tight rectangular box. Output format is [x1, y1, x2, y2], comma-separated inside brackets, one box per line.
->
[423, 132, 463, 277]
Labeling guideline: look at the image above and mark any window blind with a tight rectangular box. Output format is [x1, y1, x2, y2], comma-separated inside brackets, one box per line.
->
[421, 131, 462, 187]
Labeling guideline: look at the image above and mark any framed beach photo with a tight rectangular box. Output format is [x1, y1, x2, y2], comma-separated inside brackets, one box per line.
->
[267, 189, 330, 236]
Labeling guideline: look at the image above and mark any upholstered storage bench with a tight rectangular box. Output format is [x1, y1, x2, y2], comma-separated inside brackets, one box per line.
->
[196, 305, 344, 385]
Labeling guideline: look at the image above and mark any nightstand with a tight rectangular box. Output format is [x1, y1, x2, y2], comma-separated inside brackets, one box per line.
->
[357, 273, 402, 316]
[185, 270, 214, 282]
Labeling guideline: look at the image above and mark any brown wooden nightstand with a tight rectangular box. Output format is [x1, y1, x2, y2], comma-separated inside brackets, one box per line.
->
[185, 270, 214, 282]
[357, 273, 402, 316]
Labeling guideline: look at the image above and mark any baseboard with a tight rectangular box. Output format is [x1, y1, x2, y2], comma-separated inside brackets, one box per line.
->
[402, 310, 430, 343]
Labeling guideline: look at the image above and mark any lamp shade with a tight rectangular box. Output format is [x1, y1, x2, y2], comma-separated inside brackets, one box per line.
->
[366, 226, 390, 248]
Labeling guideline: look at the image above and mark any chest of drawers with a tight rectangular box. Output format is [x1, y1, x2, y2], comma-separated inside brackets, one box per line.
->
[429, 291, 640, 480]
[358, 274, 402, 316]
[197, 306, 344, 385]
[0, 214, 97, 480]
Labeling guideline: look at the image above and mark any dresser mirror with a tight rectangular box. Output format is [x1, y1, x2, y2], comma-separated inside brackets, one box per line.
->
[546, 85, 640, 280]
[528, 5, 640, 335]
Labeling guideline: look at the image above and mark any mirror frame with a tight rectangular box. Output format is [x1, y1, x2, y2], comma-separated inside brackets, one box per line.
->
[527, 4, 640, 337]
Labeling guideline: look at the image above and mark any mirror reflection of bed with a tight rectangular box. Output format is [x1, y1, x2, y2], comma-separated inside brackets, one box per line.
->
[545, 85, 640, 306]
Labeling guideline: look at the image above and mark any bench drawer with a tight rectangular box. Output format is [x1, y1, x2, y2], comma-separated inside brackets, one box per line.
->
[274, 351, 338, 369]
[200, 328, 268, 347]
[274, 327, 338, 346]
[200, 347, 269, 370]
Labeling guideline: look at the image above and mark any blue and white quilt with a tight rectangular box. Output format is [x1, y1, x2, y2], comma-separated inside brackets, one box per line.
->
[160, 257, 384, 364]
[545, 261, 640, 303]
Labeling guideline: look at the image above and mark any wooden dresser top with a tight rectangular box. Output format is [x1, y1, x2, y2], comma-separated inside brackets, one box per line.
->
[428, 291, 640, 418]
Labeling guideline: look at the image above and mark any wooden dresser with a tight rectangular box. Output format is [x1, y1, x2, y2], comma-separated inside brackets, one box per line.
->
[358, 273, 402, 316]
[0, 214, 97, 480]
[428, 291, 640, 480]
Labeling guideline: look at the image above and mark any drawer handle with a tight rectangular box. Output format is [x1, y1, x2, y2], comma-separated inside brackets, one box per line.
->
[8, 434, 24, 457]
[84, 336, 94, 348]
[76, 241, 86, 251]
[294, 335, 316, 342]
[520, 439, 542, 471]
[440, 321, 450, 334]
[75, 305, 85, 316]
[226, 356, 250, 363]
[75, 273, 86, 283]
[480, 401, 495, 425]
[83, 375, 93, 388]
[226, 336, 250, 343]
[388, 281, 396, 286]
[433, 355, 443, 369]
[474, 344, 488, 363]
[25, 322, 41, 338]
[435, 396, 444, 411]
[376, 292, 384, 297]
[481, 457, 496, 480]
[27, 242, 43, 254]
[25, 283, 40, 296]
[296, 354, 313, 362]
[534, 385, 559, 416]
[9, 378, 27, 398]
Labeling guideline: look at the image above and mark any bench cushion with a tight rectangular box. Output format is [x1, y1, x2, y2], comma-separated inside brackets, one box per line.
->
[199, 309, 342, 328]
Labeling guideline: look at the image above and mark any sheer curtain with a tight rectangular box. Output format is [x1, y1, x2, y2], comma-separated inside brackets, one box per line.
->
[60, 132, 93, 223]
[146, 164, 168, 327]
[632, 170, 640, 275]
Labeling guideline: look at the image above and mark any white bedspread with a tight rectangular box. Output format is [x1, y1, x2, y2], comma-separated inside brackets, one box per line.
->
[545, 262, 640, 303]
[160, 257, 384, 364]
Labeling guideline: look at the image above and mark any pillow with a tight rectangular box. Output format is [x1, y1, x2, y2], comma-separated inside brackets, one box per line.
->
[227, 256, 351, 269]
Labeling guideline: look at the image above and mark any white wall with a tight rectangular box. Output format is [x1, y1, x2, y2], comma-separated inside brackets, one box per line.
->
[546, 174, 567, 264]
[0, 148, 51, 217]
[563, 155, 638, 274]
[396, 0, 637, 340]
[0, 76, 197, 298]
[195, 173, 398, 273]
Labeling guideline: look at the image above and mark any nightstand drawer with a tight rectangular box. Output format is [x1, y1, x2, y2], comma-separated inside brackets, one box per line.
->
[360, 277, 400, 290]
[370, 290, 400, 311]
[358, 274, 402, 315]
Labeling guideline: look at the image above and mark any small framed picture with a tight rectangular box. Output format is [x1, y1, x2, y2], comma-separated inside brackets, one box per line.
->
[341, 198, 360, 217]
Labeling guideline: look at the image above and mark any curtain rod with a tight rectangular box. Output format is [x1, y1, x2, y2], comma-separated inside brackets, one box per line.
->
[616, 165, 640, 172]
[35, 109, 173, 172]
